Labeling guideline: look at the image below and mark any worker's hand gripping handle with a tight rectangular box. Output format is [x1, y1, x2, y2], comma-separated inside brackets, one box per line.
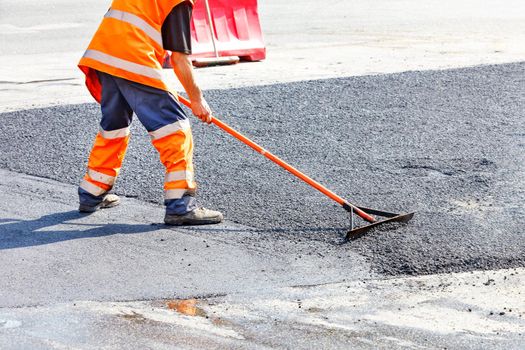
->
[176, 95, 377, 223]
[178, 95, 213, 122]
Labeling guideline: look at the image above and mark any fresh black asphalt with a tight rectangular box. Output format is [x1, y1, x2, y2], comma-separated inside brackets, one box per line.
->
[1, 63, 524, 276]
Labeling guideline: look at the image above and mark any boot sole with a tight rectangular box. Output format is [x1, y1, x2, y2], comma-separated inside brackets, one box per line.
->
[164, 217, 223, 226]
[79, 198, 120, 213]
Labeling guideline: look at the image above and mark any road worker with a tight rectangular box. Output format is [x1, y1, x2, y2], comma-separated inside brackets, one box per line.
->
[77, 0, 223, 225]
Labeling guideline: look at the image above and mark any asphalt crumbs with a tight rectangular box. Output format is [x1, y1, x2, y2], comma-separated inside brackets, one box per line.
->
[1, 63, 524, 276]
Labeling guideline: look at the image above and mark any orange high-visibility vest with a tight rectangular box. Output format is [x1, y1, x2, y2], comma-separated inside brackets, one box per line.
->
[79, 0, 194, 103]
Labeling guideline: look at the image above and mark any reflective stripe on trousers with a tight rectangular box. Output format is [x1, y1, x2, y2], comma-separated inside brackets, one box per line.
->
[80, 129, 130, 197]
[79, 72, 196, 211]
[150, 121, 196, 200]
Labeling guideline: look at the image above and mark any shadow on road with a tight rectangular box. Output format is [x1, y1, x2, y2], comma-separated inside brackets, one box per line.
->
[179, 225, 351, 245]
[0, 210, 159, 250]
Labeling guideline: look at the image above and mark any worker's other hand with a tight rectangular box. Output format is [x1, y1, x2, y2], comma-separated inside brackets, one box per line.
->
[191, 98, 212, 124]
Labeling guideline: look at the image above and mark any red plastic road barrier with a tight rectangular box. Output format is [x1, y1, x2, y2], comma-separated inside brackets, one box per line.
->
[191, 0, 265, 61]
[164, 0, 266, 66]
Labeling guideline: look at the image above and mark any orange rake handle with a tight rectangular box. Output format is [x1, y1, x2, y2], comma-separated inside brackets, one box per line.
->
[177, 95, 376, 223]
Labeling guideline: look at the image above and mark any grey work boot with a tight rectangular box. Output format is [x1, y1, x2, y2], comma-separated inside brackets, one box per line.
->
[164, 207, 223, 226]
[79, 194, 121, 213]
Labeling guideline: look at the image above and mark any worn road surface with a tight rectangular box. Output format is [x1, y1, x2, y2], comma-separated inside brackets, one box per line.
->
[1, 63, 524, 349]
[1, 63, 523, 277]
[1, 171, 524, 349]
[1, 0, 524, 348]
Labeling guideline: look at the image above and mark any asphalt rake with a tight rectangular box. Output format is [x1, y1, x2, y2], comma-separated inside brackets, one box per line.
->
[178, 95, 414, 240]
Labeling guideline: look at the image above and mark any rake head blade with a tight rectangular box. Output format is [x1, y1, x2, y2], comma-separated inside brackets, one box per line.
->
[346, 207, 415, 240]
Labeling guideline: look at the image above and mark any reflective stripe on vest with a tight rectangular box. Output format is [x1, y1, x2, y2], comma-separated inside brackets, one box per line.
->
[84, 50, 163, 81]
[104, 9, 163, 47]
[79, 0, 191, 102]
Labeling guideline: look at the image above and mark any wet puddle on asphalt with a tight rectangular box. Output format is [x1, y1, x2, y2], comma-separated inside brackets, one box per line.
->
[166, 299, 207, 317]
[114, 298, 234, 331]
[165, 299, 230, 327]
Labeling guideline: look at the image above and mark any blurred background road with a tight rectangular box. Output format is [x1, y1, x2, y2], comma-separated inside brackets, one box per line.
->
[1, 0, 525, 111]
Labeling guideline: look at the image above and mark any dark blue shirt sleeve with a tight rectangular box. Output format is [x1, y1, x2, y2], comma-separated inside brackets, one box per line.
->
[162, 2, 193, 54]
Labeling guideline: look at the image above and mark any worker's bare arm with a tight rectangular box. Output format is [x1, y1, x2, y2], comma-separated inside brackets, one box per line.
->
[170, 52, 212, 124]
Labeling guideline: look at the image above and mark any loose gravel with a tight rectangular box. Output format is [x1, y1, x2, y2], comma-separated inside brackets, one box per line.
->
[1, 63, 524, 275]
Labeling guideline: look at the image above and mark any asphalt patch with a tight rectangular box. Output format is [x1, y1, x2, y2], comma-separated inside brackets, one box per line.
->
[1, 63, 524, 276]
